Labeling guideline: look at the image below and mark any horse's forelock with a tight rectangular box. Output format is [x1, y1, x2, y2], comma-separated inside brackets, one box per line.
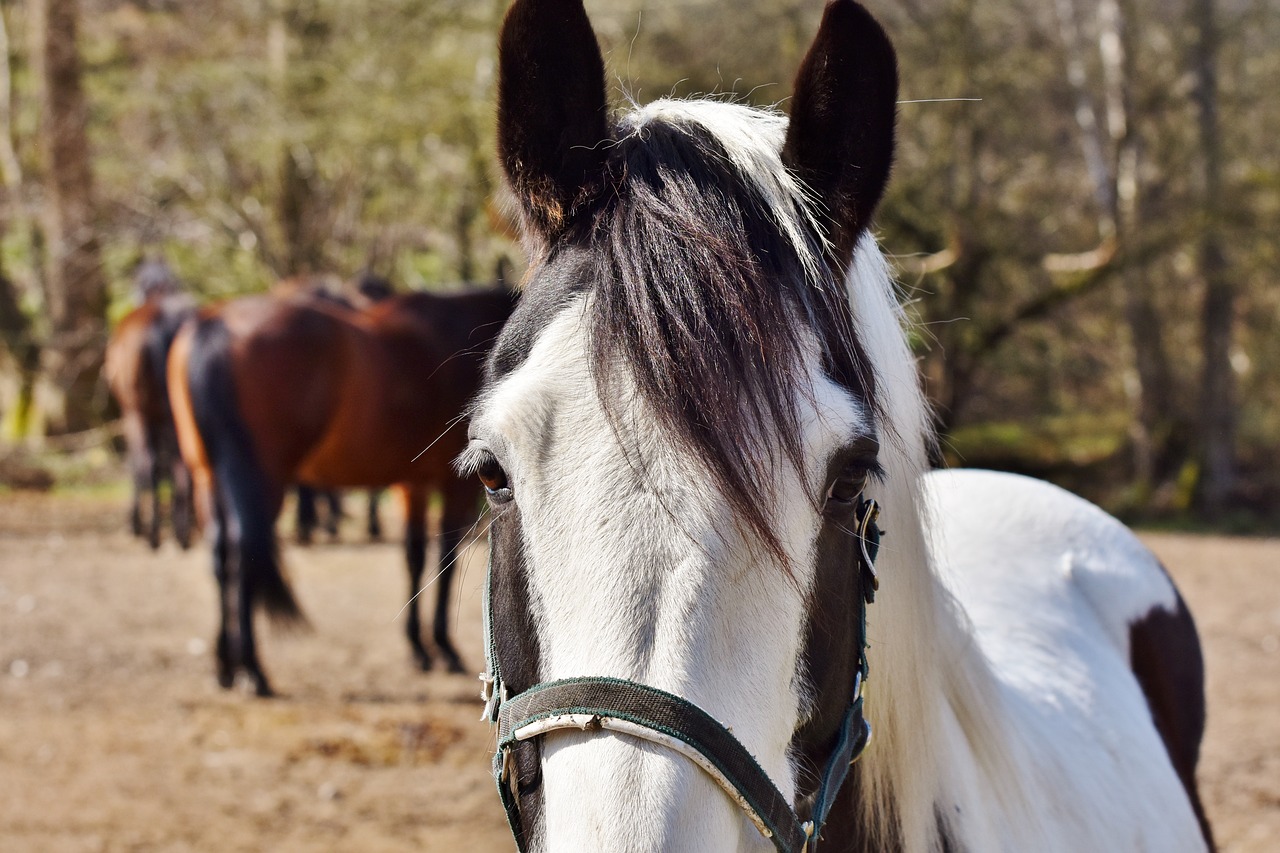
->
[581, 100, 879, 564]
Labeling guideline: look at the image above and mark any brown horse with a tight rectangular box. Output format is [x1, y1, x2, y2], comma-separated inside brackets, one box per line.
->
[168, 286, 517, 696]
[105, 291, 198, 549]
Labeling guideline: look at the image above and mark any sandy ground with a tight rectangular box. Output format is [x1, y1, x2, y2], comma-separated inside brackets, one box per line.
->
[0, 492, 1276, 852]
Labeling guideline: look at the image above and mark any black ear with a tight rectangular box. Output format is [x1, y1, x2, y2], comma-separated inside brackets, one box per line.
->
[783, 0, 898, 263]
[498, 0, 610, 239]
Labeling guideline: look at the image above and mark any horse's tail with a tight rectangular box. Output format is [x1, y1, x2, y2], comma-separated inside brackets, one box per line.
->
[185, 315, 305, 626]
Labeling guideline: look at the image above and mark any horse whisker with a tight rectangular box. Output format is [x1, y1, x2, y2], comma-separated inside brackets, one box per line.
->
[391, 510, 490, 623]
[410, 411, 469, 463]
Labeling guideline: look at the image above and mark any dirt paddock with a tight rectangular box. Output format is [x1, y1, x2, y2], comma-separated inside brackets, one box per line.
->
[1, 492, 1277, 851]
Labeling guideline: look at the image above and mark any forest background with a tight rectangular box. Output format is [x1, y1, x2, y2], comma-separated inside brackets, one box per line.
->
[0, 0, 1273, 526]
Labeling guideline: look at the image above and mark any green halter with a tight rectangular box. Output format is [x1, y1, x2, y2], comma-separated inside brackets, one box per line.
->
[483, 498, 882, 852]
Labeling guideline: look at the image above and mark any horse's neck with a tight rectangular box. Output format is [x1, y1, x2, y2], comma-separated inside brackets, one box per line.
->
[846, 479, 1037, 853]
[839, 239, 1031, 851]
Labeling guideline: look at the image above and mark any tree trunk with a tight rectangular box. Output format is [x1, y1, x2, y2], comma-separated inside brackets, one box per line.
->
[0, 5, 23, 191]
[1057, 0, 1181, 496]
[1191, 0, 1235, 514]
[0, 272, 40, 439]
[279, 143, 325, 276]
[1103, 0, 1180, 493]
[32, 0, 108, 434]
[272, 3, 331, 278]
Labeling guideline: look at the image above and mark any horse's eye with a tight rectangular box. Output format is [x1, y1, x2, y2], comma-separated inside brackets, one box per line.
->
[825, 466, 868, 506]
[477, 454, 513, 503]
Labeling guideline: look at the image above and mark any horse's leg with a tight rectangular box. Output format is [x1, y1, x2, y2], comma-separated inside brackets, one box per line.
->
[324, 490, 342, 540]
[433, 478, 475, 674]
[208, 493, 235, 689]
[235, 551, 269, 697]
[171, 456, 194, 550]
[295, 484, 318, 545]
[401, 484, 432, 670]
[236, 481, 287, 698]
[146, 427, 163, 550]
[129, 454, 146, 539]
[367, 490, 383, 541]
[123, 412, 149, 539]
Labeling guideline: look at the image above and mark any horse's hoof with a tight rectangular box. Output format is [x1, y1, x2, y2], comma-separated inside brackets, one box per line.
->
[216, 667, 235, 690]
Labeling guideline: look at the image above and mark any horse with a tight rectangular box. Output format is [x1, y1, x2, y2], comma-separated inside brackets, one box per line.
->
[461, 1, 1214, 851]
[104, 264, 197, 550]
[168, 285, 517, 696]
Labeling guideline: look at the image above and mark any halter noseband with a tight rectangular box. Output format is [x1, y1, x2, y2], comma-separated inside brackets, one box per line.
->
[483, 497, 883, 853]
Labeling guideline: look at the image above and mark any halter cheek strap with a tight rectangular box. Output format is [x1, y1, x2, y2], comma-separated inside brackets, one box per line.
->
[484, 498, 882, 853]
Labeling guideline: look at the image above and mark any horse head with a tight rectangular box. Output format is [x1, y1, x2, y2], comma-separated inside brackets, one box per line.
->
[464, 2, 915, 850]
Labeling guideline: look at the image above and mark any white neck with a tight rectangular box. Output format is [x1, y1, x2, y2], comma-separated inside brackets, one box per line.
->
[844, 236, 1034, 851]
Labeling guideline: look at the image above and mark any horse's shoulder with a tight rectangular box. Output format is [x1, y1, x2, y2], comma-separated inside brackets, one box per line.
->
[923, 469, 1208, 851]
[923, 468, 1178, 647]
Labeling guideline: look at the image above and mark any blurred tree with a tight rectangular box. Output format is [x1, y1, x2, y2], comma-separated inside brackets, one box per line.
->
[1055, 0, 1187, 497]
[1192, 0, 1234, 515]
[0, 0, 1270, 518]
[0, 3, 21, 189]
[0, 4, 40, 440]
[31, 0, 108, 433]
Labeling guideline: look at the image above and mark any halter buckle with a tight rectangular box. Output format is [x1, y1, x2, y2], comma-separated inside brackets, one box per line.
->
[857, 498, 882, 602]
[480, 671, 505, 722]
[851, 720, 873, 765]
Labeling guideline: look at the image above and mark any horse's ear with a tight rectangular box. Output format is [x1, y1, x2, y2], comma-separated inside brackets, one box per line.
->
[783, 0, 898, 262]
[498, 0, 610, 239]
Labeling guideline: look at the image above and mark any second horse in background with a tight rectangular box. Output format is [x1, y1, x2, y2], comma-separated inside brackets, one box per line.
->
[169, 285, 516, 696]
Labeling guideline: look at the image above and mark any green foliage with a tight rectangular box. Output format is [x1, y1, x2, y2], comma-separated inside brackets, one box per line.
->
[0, 0, 1274, 517]
[947, 412, 1130, 470]
[67, 0, 518, 293]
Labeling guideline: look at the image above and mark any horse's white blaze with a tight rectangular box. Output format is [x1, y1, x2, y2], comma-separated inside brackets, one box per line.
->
[475, 295, 872, 852]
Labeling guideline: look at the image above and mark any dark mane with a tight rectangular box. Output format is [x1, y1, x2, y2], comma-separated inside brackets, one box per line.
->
[582, 106, 880, 561]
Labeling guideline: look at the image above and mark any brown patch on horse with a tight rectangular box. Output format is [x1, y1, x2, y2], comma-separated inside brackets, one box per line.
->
[105, 302, 161, 421]
[1129, 588, 1216, 849]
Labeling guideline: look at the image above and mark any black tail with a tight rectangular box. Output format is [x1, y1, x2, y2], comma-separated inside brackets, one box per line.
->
[186, 316, 305, 626]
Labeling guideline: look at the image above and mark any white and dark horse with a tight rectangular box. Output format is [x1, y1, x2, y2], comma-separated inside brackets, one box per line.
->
[464, 1, 1214, 850]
